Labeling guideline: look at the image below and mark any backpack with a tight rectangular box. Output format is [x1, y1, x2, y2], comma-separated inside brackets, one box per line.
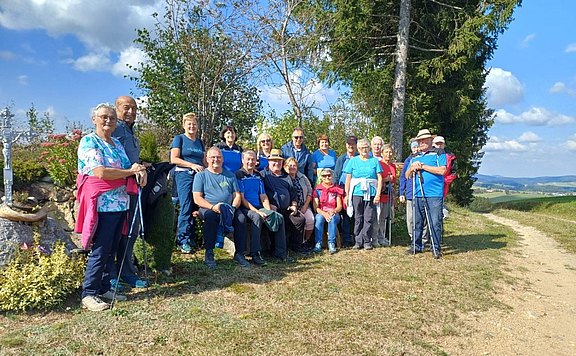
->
[443, 152, 457, 197]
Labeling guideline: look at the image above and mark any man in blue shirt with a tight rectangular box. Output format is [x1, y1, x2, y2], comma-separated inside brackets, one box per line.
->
[281, 127, 314, 183]
[404, 129, 446, 259]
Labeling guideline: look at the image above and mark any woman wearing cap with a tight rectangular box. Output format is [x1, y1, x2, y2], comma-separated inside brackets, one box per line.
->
[312, 168, 343, 254]
[256, 132, 274, 171]
[215, 125, 243, 172]
[311, 134, 338, 183]
[284, 157, 314, 252]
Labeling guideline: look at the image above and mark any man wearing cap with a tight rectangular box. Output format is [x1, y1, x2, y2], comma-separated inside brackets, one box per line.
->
[281, 127, 314, 183]
[260, 148, 299, 263]
[334, 135, 358, 247]
[405, 129, 446, 259]
[234, 150, 288, 266]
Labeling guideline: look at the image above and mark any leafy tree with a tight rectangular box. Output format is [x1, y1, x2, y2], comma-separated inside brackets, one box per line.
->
[26, 103, 54, 143]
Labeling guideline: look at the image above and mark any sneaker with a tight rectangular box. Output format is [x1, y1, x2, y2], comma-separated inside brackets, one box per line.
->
[352, 244, 362, 250]
[178, 243, 193, 254]
[251, 253, 267, 266]
[233, 253, 251, 268]
[364, 244, 374, 250]
[204, 250, 217, 269]
[98, 290, 127, 302]
[328, 242, 337, 254]
[372, 241, 381, 248]
[110, 278, 126, 293]
[312, 242, 322, 253]
[381, 238, 391, 247]
[120, 275, 149, 288]
[81, 295, 110, 311]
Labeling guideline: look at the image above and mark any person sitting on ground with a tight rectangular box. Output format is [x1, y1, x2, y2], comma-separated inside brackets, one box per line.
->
[343, 138, 383, 250]
[334, 135, 358, 247]
[311, 134, 338, 183]
[312, 168, 343, 254]
[284, 157, 314, 253]
[234, 150, 288, 266]
[256, 132, 274, 172]
[170, 112, 205, 254]
[193, 147, 243, 268]
[216, 125, 243, 172]
[281, 127, 314, 183]
[76, 103, 147, 311]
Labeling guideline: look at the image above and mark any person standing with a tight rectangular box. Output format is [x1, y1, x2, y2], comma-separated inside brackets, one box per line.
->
[215, 125, 243, 172]
[405, 129, 446, 259]
[111, 95, 148, 289]
[311, 134, 338, 183]
[343, 139, 383, 250]
[256, 132, 274, 171]
[334, 135, 358, 247]
[76, 103, 147, 311]
[281, 127, 314, 183]
[193, 147, 242, 268]
[170, 113, 205, 253]
[372, 143, 396, 247]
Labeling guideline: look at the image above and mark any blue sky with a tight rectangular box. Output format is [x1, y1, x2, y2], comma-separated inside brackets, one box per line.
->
[0, 1, 574, 178]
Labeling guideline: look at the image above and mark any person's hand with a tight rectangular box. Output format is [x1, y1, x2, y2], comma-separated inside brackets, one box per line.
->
[211, 203, 221, 214]
[399, 195, 406, 203]
[373, 195, 380, 204]
[190, 163, 204, 172]
[136, 171, 147, 187]
[257, 210, 268, 218]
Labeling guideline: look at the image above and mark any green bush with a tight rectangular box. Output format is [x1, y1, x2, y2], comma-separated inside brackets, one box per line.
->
[12, 158, 47, 185]
[138, 130, 161, 163]
[0, 237, 85, 312]
[468, 196, 494, 213]
[39, 130, 83, 187]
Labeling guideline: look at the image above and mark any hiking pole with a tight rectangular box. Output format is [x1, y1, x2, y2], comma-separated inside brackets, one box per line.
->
[416, 171, 439, 257]
[411, 171, 417, 254]
[137, 186, 151, 303]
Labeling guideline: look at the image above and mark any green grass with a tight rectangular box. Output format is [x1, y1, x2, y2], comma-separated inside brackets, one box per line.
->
[0, 205, 517, 355]
[475, 191, 554, 203]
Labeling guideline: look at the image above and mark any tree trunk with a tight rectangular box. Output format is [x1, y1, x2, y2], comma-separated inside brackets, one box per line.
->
[390, 0, 411, 162]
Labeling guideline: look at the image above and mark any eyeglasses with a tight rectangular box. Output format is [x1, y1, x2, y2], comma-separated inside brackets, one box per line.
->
[292, 136, 303, 139]
[208, 156, 222, 160]
[96, 115, 117, 122]
[321, 174, 332, 178]
[260, 139, 271, 143]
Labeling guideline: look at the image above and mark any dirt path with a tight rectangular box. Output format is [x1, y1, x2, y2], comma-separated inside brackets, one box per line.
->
[443, 213, 576, 355]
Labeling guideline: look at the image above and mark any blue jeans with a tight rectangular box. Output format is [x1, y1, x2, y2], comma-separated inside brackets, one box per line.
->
[82, 211, 125, 298]
[175, 170, 197, 246]
[413, 197, 443, 253]
[314, 212, 341, 245]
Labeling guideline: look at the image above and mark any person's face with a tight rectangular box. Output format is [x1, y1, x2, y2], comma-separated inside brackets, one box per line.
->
[183, 119, 198, 135]
[358, 143, 370, 158]
[93, 108, 117, 132]
[382, 148, 393, 162]
[224, 130, 236, 143]
[418, 138, 432, 152]
[115, 97, 137, 125]
[268, 159, 283, 174]
[346, 142, 357, 154]
[319, 139, 329, 150]
[371, 140, 383, 156]
[410, 144, 419, 154]
[242, 153, 257, 171]
[434, 142, 445, 150]
[260, 136, 272, 150]
[285, 161, 298, 175]
[320, 171, 333, 184]
[207, 150, 223, 171]
[292, 130, 304, 147]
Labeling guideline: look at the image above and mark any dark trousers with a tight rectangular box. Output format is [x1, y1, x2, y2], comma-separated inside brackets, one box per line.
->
[352, 196, 375, 247]
[279, 209, 305, 251]
[82, 211, 125, 298]
[234, 208, 288, 258]
[199, 208, 245, 254]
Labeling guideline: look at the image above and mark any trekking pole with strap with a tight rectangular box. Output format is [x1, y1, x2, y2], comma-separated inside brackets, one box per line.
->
[416, 171, 439, 257]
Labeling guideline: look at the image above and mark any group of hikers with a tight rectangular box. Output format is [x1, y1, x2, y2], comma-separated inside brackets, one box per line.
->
[75, 95, 455, 311]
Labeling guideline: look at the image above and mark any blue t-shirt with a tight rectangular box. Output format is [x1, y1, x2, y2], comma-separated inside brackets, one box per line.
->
[257, 154, 269, 172]
[312, 149, 337, 170]
[236, 169, 266, 208]
[112, 120, 140, 164]
[171, 134, 204, 169]
[216, 142, 243, 173]
[410, 149, 447, 198]
[193, 169, 239, 205]
[342, 156, 383, 196]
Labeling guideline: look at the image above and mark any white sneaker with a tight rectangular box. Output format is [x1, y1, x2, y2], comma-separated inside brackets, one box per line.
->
[99, 290, 127, 302]
[81, 295, 110, 311]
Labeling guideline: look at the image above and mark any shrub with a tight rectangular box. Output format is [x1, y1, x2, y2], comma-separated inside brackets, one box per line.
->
[468, 196, 494, 213]
[39, 130, 83, 187]
[138, 130, 161, 163]
[0, 233, 85, 312]
[12, 158, 47, 185]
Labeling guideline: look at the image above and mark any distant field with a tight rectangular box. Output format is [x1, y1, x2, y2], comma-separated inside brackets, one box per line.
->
[474, 191, 553, 203]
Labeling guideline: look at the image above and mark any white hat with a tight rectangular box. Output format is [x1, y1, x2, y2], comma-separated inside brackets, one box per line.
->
[433, 136, 445, 144]
[415, 129, 432, 140]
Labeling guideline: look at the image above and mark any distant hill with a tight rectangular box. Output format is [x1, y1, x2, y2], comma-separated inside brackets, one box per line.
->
[474, 174, 576, 193]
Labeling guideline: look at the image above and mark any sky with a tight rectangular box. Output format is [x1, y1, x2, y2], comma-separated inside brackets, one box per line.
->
[0, 1, 574, 178]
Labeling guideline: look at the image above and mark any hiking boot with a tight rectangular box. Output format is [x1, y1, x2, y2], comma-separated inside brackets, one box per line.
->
[81, 295, 110, 311]
[328, 242, 337, 254]
[381, 238, 390, 247]
[312, 242, 322, 253]
[433, 252, 443, 259]
[99, 290, 127, 302]
[352, 244, 362, 250]
[251, 253, 267, 266]
[178, 243, 193, 254]
[372, 241, 381, 248]
[405, 248, 423, 255]
[204, 249, 217, 269]
[233, 253, 251, 268]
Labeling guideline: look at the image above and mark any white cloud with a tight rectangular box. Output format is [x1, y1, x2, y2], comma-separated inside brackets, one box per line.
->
[565, 43, 576, 53]
[483, 136, 529, 152]
[485, 67, 524, 106]
[518, 131, 541, 143]
[17, 75, 28, 86]
[0, 50, 17, 60]
[566, 134, 576, 151]
[111, 46, 148, 77]
[69, 52, 111, 72]
[494, 107, 574, 126]
[520, 34, 536, 48]
[549, 81, 576, 97]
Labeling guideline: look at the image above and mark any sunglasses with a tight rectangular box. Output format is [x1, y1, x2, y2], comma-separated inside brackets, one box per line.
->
[293, 136, 303, 139]
[321, 175, 332, 178]
[260, 139, 271, 143]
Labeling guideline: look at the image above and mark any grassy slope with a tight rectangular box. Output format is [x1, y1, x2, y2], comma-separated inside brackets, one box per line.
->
[0, 206, 516, 355]
[475, 191, 554, 203]
[493, 196, 576, 253]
